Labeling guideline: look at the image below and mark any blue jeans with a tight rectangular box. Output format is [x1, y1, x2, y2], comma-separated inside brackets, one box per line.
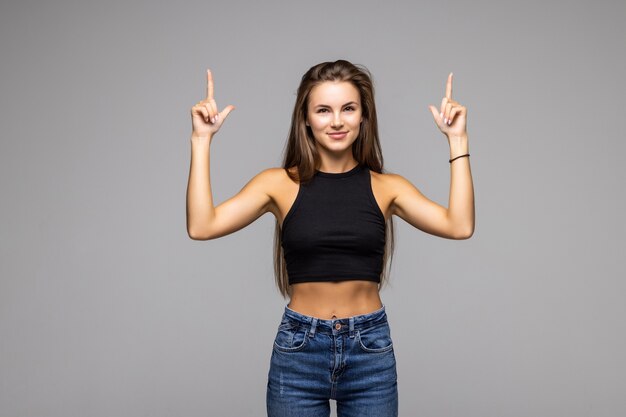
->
[266, 304, 398, 417]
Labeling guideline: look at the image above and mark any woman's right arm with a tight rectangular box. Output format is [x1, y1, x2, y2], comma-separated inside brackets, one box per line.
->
[186, 69, 273, 240]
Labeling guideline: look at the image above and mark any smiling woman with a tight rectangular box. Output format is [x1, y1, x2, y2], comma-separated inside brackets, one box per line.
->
[306, 82, 363, 151]
[185, 59, 474, 417]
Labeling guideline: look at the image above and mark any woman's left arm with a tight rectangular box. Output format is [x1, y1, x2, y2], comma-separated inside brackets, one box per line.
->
[390, 72, 474, 239]
[444, 131, 474, 239]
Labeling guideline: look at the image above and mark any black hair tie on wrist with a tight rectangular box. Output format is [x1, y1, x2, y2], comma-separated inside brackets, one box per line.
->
[449, 153, 470, 163]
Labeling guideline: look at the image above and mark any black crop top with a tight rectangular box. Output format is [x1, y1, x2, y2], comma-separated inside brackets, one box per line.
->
[281, 163, 386, 285]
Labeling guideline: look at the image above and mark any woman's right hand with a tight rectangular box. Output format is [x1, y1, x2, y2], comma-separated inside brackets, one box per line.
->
[190, 69, 235, 139]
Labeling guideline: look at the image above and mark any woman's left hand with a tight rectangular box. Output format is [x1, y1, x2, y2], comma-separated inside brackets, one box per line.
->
[428, 72, 467, 138]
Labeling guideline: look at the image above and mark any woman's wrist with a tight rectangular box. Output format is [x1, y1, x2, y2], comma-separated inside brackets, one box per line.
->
[448, 134, 468, 159]
[191, 132, 212, 141]
[191, 133, 213, 148]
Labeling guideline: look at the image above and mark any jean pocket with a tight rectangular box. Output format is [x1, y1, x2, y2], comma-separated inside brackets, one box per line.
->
[356, 323, 394, 353]
[273, 322, 309, 353]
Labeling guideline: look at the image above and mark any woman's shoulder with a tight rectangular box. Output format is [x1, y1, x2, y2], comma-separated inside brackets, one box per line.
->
[369, 168, 404, 186]
[369, 168, 419, 198]
[249, 167, 299, 196]
[254, 167, 300, 220]
[249, 166, 295, 177]
[261, 166, 299, 182]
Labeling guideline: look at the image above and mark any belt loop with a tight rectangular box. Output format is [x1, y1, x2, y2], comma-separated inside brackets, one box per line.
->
[309, 317, 318, 338]
[349, 317, 355, 338]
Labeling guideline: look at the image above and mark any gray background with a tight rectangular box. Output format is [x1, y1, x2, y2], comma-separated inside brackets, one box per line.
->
[1, 0, 624, 416]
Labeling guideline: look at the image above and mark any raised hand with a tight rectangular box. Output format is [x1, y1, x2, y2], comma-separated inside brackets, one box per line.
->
[428, 72, 467, 138]
[190, 69, 235, 139]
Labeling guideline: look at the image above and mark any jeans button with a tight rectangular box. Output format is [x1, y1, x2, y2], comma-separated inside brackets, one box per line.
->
[335, 322, 341, 330]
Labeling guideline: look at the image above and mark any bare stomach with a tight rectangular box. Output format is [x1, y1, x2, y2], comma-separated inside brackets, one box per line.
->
[287, 280, 383, 320]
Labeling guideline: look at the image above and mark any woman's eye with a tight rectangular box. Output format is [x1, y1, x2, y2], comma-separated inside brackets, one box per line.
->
[344, 106, 354, 111]
[317, 108, 329, 113]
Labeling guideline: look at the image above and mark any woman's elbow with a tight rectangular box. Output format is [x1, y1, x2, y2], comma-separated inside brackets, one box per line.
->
[187, 227, 212, 241]
[453, 225, 474, 240]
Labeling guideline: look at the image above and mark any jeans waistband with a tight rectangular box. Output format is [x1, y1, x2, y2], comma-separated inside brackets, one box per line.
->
[282, 304, 388, 338]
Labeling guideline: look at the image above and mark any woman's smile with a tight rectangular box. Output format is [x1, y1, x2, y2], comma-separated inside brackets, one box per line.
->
[328, 131, 348, 139]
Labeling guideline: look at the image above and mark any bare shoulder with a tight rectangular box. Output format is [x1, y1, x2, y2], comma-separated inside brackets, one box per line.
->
[369, 170, 399, 184]
[368, 170, 408, 220]
[375, 170, 420, 191]
[256, 166, 298, 189]
[369, 170, 423, 218]
[221, 166, 288, 216]
[255, 166, 300, 226]
[244, 166, 293, 188]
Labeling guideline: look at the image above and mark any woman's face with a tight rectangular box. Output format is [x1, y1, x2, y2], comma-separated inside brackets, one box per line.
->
[306, 81, 363, 155]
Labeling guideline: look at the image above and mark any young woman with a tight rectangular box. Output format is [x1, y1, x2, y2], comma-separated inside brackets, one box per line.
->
[186, 60, 474, 417]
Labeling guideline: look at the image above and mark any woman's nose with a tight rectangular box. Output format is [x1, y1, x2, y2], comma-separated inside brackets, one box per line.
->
[331, 112, 344, 128]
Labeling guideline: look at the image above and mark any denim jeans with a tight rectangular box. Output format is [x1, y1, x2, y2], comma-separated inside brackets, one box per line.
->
[266, 304, 398, 417]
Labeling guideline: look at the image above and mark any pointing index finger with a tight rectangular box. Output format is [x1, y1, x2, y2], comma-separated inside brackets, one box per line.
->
[206, 69, 214, 100]
[446, 72, 453, 99]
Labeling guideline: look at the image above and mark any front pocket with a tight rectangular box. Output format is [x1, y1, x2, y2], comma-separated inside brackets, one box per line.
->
[356, 323, 394, 353]
[273, 324, 309, 353]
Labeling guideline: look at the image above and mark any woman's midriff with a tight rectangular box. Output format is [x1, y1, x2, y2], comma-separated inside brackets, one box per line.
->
[287, 280, 383, 320]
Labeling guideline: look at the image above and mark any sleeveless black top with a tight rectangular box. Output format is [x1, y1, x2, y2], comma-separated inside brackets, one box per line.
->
[281, 163, 386, 285]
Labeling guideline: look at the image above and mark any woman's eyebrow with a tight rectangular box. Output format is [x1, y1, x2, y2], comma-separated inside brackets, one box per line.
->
[313, 101, 359, 108]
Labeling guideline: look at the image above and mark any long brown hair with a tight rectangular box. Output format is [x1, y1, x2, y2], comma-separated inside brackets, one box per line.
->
[273, 59, 396, 299]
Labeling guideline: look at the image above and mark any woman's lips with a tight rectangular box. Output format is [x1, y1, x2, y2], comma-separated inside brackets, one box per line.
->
[328, 132, 348, 139]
